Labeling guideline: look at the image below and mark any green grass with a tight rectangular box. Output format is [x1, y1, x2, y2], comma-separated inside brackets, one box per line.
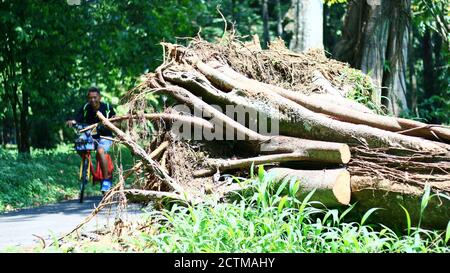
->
[0, 145, 95, 212]
[7, 165, 449, 253]
[119, 167, 449, 253]
[0, 144, 135, 213]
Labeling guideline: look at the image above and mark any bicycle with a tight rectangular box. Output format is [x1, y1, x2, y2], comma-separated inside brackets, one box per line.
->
[74, 123, 95, 203]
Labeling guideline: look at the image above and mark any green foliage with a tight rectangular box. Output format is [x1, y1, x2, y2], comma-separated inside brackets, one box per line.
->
[0, 144, 134, 212]
[412, 0, 449, 40]
[409, 0, 449, 124]
[341, 67, 385, 114]
[0, 0, 221, 150]
[324, 0, 348, 6]
[418, 95, 450, 125]
[0, 145, 88, 212]
[9, 165, 449, 253]
[112, 168, 449, 253]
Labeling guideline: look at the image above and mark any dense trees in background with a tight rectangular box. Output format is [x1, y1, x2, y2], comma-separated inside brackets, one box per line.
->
[0, 0, 208, 152]
[0, 0, 448, 153]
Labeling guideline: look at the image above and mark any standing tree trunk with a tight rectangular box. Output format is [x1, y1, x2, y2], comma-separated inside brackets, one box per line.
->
[408, 11, 418, 116]
[275, 0, 283, 37]
[230, 0, 236, 24]
[19, 86, 30, 154]
[422, 28, 435, 122]
[334, 0, 411, 116]
[18, 1, 30, 155]
[381, 0, 410, 116]
[285, 0, 323, 52]
[262, 0, 270, 48]
[6, 87, 20, 149]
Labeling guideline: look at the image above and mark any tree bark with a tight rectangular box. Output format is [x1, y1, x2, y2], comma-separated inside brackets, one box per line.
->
[262, 0, 270, 48]
[334, 0, 411, 115]
[334, 0, 387, 106]
[154, 84, 351, 164]
[189, 60, 448, 152]
[285, 0, 323, 52]
[212, 63, 450, 142]
[381, 0, 410, 116]
[275, 0, 283, 37]
[19, 67, 30, 154]
[350, 175, 450, 229]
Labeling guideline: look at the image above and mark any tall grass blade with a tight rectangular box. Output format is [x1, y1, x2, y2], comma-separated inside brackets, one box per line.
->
[278, 195, 288, 213]
[399, 204, 412, 236]
[258, 164, 265, 182]
[445, 221, 450, 245]
[360, 208, 380, 226]
[418, 184, 432, 228]
[275, 177, 290, 197]
[339, 202, 357, 222]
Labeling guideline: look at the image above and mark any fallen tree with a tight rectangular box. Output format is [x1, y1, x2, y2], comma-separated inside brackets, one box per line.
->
[96, 36, 449, 229]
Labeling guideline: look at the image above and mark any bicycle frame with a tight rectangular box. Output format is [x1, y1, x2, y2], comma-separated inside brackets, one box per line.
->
[74, 123, 95, 203]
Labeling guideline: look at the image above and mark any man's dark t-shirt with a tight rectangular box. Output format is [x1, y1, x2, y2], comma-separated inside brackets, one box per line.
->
[75, 102, 116, 137]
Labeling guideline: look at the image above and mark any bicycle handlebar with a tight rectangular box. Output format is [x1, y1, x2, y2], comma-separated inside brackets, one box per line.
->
[73, 123, 89, 130]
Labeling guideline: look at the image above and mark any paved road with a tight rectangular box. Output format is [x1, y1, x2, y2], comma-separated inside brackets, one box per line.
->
[0, 196, 147, 250]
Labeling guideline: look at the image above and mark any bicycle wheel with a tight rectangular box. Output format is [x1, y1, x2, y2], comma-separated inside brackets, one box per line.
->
[79, 157, 89, 203]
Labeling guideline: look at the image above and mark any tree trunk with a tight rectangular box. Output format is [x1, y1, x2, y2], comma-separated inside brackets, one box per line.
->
[334, 0, 411, 115]
[262, 0, 270, 48]
[231, 0, 236, 23]
[422, 29, 434, 97]
[185, 61, 447, 152]
[275, 0, 283, 37]
[350, 176, 450, 229]
[285, 0, 323, 52]
[408, 14, 418, 115]
[19, 89, 30, 154]
[421, 28, 436, 123]
[19, 60, 30, 154]
[334, 0, 388, 106]
[381, 0, 410, 116]
[213, 64, 450, 142]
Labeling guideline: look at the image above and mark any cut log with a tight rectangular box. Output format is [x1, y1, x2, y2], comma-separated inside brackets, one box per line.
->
[221, 167, 351, 208]
[350, 175, 450, 229]
[194, 153, 339, 177]
[122, 189, 185, 203]
[266, 167, 351, 206]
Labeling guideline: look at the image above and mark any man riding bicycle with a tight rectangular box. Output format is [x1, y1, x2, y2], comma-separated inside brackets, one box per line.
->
[66, 86, 116, 194]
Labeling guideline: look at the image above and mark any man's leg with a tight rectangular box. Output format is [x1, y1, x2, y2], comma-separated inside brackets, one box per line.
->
[96, 139, 113, 193]
[96, 147, 111, 179]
